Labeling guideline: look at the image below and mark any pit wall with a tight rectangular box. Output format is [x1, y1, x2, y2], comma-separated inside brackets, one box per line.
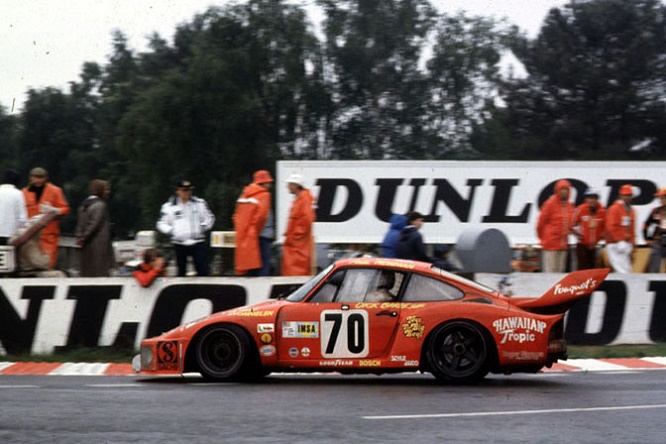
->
[1, 273, 664, 355]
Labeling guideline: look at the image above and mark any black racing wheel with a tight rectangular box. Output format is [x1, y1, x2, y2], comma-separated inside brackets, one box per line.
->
[426, 320, 490, 384]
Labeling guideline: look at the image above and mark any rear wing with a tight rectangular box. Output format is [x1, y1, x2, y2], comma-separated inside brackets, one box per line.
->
[510, 268, 610, 315]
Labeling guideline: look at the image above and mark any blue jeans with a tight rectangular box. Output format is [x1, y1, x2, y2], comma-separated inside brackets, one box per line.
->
[174, 242, 209, 276]
[247, 237, 273, 276]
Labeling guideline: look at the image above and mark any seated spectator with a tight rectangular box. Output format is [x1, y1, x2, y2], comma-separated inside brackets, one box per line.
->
[133, 248, 166, 287]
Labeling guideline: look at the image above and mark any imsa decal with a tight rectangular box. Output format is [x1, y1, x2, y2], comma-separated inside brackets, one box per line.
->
[282, 321, 319, 338]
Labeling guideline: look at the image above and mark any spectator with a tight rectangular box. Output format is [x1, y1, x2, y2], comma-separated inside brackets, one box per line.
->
[536, 179, 574, 273]
[397, 211, 433, 262]
[133, 248, 166, 287]
[75, 179, 114, 277]
[643, 187, 666, 273]
[0, 169, 27, 245]
[572, 188, 606, 270]
[157, 179, 215, 276]
[605, 184, 636, 274]
[22, 167, 70, 268]
[232, 170, 274, 276]
[380, 214, 408, 258]
[281, 173, 316, 276]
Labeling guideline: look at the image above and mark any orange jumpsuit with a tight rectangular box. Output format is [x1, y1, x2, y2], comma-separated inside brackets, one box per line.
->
[232, 183, 271, 275]
[282, 188, 316, 276]
[536, 180, 574, 251]
[23, 183, 70, 268]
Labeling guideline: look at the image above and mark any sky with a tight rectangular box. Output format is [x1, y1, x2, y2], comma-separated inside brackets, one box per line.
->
[1, 0, 570, 113]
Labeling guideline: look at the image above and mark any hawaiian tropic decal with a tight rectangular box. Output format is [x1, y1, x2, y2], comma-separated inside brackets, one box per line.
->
[401, 315, 425, 339]
[320, 310, 369, 358]
[492, 317, 546, 344]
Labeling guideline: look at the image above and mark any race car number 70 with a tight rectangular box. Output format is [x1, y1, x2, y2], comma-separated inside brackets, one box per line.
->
[320, 310, 369, 358]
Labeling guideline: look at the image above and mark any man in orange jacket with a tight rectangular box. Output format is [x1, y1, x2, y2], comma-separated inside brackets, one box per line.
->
[605, 184, 636, 273]
[233, 170, 274, 276]
[281, 173, 316, 276]
[572, 188, 606, 270]
[22, 167, 70, 268]
[536, 179, 574, 273]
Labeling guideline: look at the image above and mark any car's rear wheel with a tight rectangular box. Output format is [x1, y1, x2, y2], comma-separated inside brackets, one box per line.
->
[195, 324, 254, 382]
[426, 320, 490, 384]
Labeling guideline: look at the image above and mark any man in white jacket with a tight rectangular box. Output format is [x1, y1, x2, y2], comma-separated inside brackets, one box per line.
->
[157, 179, 215, 276]
[0, 169, 27, 245]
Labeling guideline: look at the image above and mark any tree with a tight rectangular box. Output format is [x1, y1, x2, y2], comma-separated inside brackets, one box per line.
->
[494, 0, 666, 159]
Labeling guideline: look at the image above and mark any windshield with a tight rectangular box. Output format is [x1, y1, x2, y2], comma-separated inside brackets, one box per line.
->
[285, 264, 335, 302]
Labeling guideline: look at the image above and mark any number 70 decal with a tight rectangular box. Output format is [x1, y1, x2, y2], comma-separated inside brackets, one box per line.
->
[320, 310, 369, 358]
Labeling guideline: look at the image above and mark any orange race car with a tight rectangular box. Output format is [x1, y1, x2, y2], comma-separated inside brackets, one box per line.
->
[134, 258, 609, 384]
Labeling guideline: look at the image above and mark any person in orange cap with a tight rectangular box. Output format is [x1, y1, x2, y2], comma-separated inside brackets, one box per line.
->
[605, 184, 636, 273]
[233, 170, 274, 276]
[22, 167, 70, 268]
[643, 187, 666, 272]
[281, 173, 316, 276]
[536, 179, 574, 273]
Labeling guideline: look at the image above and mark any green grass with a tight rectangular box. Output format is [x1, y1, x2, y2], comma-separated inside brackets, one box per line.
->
[2, 343, 666, 363]
[568, 343, 666, 359]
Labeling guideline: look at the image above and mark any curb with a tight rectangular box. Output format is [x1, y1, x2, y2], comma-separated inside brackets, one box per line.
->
[1, 358, 666, 376]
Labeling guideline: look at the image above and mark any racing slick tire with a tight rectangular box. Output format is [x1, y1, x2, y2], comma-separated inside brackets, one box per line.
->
[426, 320, 491, 384]
[195, 324, 260, 382]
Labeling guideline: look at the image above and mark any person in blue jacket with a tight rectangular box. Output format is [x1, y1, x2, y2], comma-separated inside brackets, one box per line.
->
[396, 211, 433, 262]
[380, 213, 408, 258]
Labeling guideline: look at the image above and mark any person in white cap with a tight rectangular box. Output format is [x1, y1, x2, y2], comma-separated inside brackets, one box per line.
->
[605, 184, 636, 273]
[572, 188, 606, 270]
[282, 173, 316, 276]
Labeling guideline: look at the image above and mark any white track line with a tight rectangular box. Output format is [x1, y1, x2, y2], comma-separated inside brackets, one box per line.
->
[363, 404, 666, 420]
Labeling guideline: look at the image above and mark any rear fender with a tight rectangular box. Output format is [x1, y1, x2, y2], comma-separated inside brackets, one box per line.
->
[511, 268, 610, 315]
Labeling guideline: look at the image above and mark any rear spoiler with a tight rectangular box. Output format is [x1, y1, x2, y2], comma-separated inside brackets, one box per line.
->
[510, 268, 610, 315]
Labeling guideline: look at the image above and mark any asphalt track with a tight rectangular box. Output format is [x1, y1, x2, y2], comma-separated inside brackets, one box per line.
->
[1, 367, 665, 444]
[2, 357, 666, 376]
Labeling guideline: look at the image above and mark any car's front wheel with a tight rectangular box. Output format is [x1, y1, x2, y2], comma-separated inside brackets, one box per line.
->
[426, 321, 490, 384]
[195, 324, 255, 382]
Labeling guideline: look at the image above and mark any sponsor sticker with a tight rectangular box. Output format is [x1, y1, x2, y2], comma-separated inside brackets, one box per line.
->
[257, 323, 275, 333]
[289, 347, 299, 358]
[282, 321, 319, 338]
[260, 345, 276, 356]
[493, 317, 546, 344]
[260, 333, 273, 344]
[157, 341, 179, 370]
[401, 316, 425, 339]
[301, 347, 311, 357]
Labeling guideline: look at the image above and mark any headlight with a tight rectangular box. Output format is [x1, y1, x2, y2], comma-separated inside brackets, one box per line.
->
[140, 346, 154, 370]
[132, 354, 142, 373]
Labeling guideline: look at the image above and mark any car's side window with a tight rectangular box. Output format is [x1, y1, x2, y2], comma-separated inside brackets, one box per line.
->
[309, 270, 345, 303]
[402, 273, 464, 302]
[336, 269, 375, 303]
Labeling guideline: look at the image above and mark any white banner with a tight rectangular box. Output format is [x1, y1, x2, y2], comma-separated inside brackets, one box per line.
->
[277, 160, 664, 245]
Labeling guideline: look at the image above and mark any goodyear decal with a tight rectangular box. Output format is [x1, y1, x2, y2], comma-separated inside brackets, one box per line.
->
[282, 321, 319, 338]
[402, 315, 425, 339]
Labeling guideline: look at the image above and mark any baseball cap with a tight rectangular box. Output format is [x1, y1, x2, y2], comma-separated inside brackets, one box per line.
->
[655, 187, 666, 197]
[30, 167, 48, 177]
[176, 179, 194, 189]
[619, 184, 633, 196]
[286, 173, 305, 187]
[253, 170, 274, 184]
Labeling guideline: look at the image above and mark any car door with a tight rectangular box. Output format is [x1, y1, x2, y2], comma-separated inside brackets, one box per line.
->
[276, 268, 404, 362]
